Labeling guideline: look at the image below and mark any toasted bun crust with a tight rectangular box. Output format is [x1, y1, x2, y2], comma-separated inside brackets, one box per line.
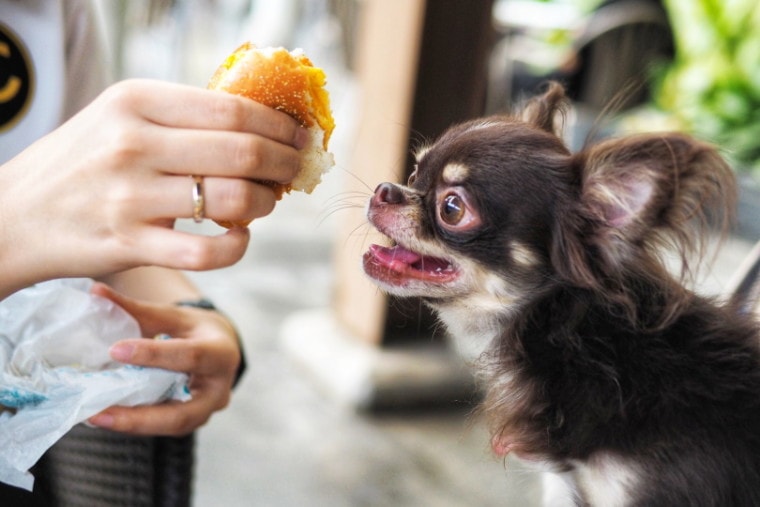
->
[208, 43, 335, 227]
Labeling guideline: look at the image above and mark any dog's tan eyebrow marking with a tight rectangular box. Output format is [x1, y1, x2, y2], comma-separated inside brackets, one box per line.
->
[442, 163, 470, 184]
[414, 144, 432, 162]
[509, 241, 540, 268]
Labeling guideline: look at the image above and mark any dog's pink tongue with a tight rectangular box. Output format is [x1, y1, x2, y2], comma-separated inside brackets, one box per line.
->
[370, 244, 421, 266]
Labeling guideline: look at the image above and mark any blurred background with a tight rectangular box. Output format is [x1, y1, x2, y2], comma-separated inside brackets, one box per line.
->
[94, 0, 759, 505]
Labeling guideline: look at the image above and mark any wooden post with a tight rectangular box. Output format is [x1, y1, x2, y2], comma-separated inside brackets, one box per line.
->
[284, 0, 495, 408]
[333, 0, 495, 345]
[332, 0, 428, 346]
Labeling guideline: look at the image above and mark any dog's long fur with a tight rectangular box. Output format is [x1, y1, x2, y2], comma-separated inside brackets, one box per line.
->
[362, 83, 760, 506]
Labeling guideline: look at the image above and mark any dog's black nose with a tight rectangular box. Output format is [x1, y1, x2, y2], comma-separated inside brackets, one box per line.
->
[373, 182, 406, 205]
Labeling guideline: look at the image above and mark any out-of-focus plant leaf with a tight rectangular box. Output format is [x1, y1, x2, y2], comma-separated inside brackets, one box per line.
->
[656, 0, 760, 174]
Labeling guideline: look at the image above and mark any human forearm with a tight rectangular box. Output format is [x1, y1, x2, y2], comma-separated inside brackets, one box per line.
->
[97, 266, 203, 304]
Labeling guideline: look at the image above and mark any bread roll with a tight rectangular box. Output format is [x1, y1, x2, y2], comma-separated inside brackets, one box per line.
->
[208, 43, 335, 226]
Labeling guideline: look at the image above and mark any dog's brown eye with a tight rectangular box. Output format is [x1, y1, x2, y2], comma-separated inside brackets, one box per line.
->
[436, 188, 480, 232]
[440, 194, 465, 225]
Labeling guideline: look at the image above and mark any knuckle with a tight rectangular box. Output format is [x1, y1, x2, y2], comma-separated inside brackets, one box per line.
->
[173, 409, 208, 435]
[215, 391, 231, 411]
[252, 187, 276, 218]
[231, 135, 264, 173]
[216, 95, 249, 129]
[99, 79, 142, 112]
[220, 180, 257, 218]
[273, 115, 299, 144]
[171, 412, 194, 435]
[263, 196, 277, 217]
[183, 344, 205, 372]
[109, 128, 143, 165]
[101, 180, 134, 221]
[113, 414, 137, 433]
[285, 150, 302, 179]
[132, 342, 160, 364]
[179, 240, 217, 270]
[93, 99, 146, 167]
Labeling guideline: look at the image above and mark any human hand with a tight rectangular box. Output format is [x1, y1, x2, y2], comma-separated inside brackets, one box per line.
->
[0, 79, 307, 298]
[86, 282, 243, 436]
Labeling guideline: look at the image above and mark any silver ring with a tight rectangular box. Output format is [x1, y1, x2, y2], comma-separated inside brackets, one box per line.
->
[191, 175, 205, 223]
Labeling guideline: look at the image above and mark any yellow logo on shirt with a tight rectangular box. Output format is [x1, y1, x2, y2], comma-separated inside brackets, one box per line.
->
[0, 22, 33, 132]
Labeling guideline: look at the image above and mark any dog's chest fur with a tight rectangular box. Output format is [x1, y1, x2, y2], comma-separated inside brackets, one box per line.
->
[536, 453, 641, 507]
[572, 453, 641, 506]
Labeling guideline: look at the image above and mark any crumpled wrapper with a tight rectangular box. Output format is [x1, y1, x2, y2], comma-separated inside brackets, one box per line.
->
[0, 278, 190, 490]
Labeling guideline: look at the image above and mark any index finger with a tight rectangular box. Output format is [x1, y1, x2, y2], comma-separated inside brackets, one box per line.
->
[106, 79, 308, 148]
[110, 337, 238, 379]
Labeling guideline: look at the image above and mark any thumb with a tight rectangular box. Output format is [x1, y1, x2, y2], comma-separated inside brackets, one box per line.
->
[90, 282, 184, 337]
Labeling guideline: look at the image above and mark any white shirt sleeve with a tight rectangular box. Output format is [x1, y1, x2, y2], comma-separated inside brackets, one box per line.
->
[61, 0, 112, 121]
[0, 0, 111, 163]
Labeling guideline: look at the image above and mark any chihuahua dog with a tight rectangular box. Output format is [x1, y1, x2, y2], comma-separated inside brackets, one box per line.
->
[362, 83, 760, 506]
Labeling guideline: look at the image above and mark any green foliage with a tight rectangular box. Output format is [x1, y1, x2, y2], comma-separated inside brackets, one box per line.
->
[656, 0, 760, 174]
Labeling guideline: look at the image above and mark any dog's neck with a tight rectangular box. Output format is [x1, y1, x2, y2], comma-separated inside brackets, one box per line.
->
[431, 295, 520, 358]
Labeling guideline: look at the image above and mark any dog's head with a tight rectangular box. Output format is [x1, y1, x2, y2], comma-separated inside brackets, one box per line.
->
[363, 82, 735, 325]
[363, 86, 570, 314]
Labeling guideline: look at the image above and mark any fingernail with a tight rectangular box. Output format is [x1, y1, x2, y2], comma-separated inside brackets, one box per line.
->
[294, 127, 310, 150]
[89, 413, 115, 428]
[110, 343, 135, 362]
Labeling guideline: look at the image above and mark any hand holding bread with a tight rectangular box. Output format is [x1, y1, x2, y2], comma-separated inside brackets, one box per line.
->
[0, 44, 331, 298]
[0, 78, 306, 298]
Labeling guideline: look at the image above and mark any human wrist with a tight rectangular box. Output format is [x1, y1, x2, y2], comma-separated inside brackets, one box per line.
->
[174, 298, 247, 387]
[0, 167, 39, 299]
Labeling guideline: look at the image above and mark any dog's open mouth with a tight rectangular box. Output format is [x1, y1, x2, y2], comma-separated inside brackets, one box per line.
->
[363, 244, 459, 286]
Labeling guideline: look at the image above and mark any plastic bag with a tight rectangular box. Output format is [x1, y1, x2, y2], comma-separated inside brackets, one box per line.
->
[0, 278, 190, 490]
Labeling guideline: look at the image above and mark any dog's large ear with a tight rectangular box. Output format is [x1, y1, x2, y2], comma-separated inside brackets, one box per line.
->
[557, 132, 736, 283]
[519, 81, 567, 136]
